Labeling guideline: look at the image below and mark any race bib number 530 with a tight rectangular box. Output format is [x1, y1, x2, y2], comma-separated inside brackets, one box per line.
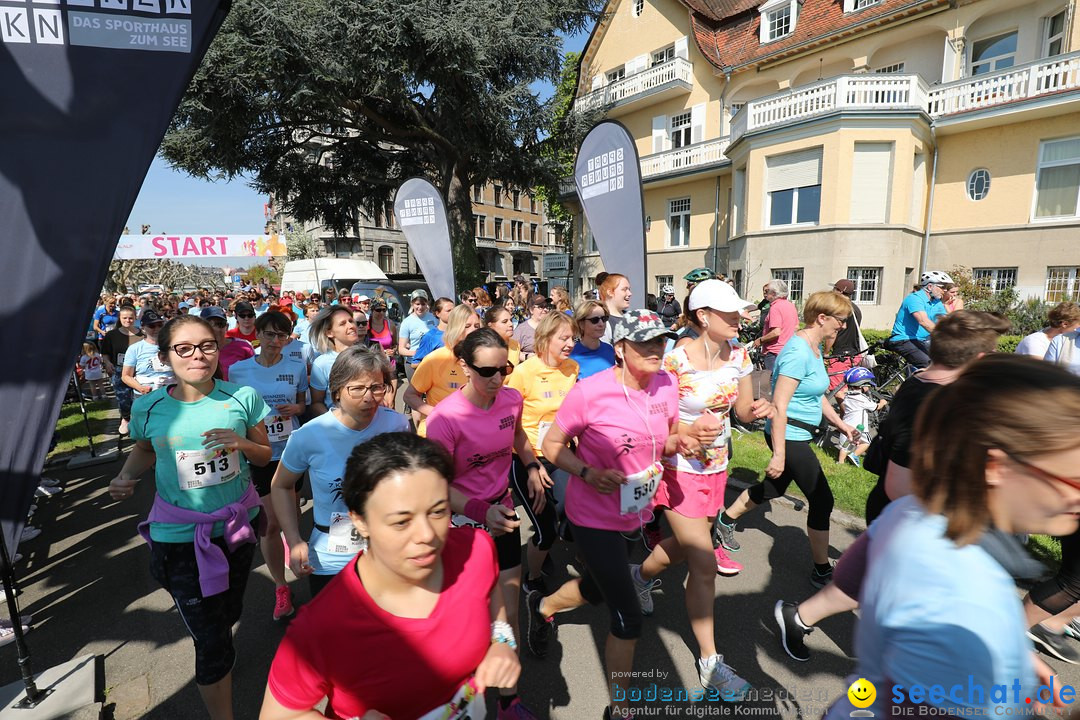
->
[175, 449, 241, 491]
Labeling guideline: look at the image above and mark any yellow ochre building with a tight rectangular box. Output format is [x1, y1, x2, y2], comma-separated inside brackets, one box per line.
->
[565, 0, 1080, 327]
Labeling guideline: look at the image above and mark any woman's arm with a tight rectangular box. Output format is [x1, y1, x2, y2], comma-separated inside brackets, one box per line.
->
[202, 422, 272, 467]
[820, 395, 856, 441]
[733, 374, 774, 424]
[474, 571, 521, 694]
[403, 384, 435, 417]
[121, 364, 150, 394]
[540, 423, 624, 494]
[108, 439, 156, 500]
[513, 420, 547, 512]
[308, 388, 328, 417]
[270, 464, 312, 578]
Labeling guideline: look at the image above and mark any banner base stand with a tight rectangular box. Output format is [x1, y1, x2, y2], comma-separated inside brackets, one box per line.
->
[66, 449, 120, 471]
[0, 654, 103, 718]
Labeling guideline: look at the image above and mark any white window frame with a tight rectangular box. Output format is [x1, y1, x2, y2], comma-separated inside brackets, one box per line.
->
[967, 168, 991, 201]
[973, 267, 1017, 293]
[768, 185, 821, 227]
[1044, 9, 1067, 58]
[969, 30, 1018, 76]
[667, 197, 691, 248]
[606, 66, 626, 84]
[494, 217, 503, 240]
[1033, 136, 1080, 221]
[874, 62, 905, 74]
[652, 46, 675, 67]
[529, 223, 537, 243]
[632, 0, 644, 17]
[670, 111, 692, 150]
[494, 185, 503, 207]
[766, 5, 791, 41]
[656, 275, 674, 294]
[377, 246, 394, 274]
[1046, 267, 1080, 302]
[476, 215, 487, 238]
[771, 268, 804, 303]
[847, 267, 882, 305]
[473, 185, 483, 203]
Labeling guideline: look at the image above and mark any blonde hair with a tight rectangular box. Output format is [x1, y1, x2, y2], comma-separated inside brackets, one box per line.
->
[802, 291, 853, 326]
[551, 286, 571, 312]
[444, 304, 480, 350]
[535, 311, 574, 357]
[311, 306, 355, 354]
[573, 300, 607, 336]
[82, 342, 98, 356]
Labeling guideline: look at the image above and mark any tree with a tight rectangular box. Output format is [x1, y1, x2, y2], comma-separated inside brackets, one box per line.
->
[162, 0, 603, 289]
[285, 228, 321, 262]
[245, 263, 281, 288]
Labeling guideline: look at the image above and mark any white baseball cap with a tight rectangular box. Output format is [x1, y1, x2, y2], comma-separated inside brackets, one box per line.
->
[688, 279, 755, 313]
[356, 295, 371, 302]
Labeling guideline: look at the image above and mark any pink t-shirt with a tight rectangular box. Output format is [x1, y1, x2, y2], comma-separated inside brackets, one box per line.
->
[555, 367, 679, 532]
[427, 387, 523, 502]
[218, 339, 254, 381]
[763, 298, 798, 356]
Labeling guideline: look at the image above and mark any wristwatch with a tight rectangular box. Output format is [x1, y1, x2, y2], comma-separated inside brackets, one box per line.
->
[580, 465, 590, 481]
[525, 461, 541, 472]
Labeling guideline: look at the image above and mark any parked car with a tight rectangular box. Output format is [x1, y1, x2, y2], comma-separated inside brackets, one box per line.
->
[347, 279, 432, 323]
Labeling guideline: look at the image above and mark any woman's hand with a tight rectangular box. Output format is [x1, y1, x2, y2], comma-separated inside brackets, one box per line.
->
[486, 505, 520, 536]
[765, 453, 785, 479]
[1032, 652, 1066, 707]
[202, 428, 243, 452]
[749, 398, 775, 420]
[527, 468, 548, 514]
[289, 541, 313, 577]
[474, 643, 521, 693]
[838, 422, 859, 444]
[687, 413, 723, 447]
[585, 468, 625, 494]
[109, 473, 137, 501]
[535, 463, 554, 490]
[275, 403, 304, 420]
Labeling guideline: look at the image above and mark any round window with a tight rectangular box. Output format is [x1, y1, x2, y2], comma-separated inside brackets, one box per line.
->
[967, 168, 991, 201]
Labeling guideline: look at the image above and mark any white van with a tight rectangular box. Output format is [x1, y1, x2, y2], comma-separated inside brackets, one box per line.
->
[279, 259, 387, 295]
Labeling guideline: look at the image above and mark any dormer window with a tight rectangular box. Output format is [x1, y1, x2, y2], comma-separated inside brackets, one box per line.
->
[843, 0, 880, 12]
[759, 0, 798, 43]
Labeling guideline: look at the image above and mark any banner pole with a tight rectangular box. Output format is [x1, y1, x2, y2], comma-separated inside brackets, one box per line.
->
[0, 528, 49, 707]
[70, 371, 98, 459]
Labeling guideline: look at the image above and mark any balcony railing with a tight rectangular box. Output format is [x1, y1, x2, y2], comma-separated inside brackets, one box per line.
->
[927, 51, 1080, 116]
[640, 137, 731, 179]
[574, 57, 693, 114]
[475, 237, 497, 248]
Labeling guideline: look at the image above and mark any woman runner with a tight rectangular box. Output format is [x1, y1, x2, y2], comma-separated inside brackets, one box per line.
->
[309, 306, 360, 415]
[404, 305, 482, 435]
[485, 305, 522, 366]
[569, 300, 616, 381]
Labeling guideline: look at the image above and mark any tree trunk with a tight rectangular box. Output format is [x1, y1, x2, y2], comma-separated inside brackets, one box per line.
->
[445, 165, 483, 292]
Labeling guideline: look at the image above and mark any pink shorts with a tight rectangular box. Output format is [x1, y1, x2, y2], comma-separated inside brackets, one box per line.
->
[655, 466, 728, 519]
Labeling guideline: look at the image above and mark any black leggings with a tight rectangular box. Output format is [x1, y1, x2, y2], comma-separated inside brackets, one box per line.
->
[571, 521, 642, 640]
[748, 434, 834, 531]
[509, 456, 559, 553]
[1030, 530, 1080, 616]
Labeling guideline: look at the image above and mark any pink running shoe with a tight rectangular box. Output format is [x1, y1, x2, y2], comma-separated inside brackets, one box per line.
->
[643, 526, 663, 552]
[715, 546, 743, 576]
[273, 585, 295, 621]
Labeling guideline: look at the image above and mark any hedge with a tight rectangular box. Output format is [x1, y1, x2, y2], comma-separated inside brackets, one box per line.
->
[861, 328, 1021, 355]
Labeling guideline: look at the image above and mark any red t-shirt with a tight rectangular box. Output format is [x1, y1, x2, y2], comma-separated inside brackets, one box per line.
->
[226, 326, 258, 345]
[267, 528, 498, 719]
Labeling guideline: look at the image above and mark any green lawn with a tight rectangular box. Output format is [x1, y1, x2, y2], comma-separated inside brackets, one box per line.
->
[49, 400, 115, 459]
[728, 431, 1061, 566]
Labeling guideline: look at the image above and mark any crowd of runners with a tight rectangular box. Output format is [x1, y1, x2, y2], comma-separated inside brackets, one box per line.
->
[47, 270, 1080, 719]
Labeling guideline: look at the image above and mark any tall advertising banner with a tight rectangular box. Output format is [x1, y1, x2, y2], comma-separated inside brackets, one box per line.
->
[574, 121, 647, 305]
[0, 0, 230, 557]
[394, 178, 456, 302]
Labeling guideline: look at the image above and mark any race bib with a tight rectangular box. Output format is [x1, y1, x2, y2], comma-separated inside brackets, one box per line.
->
[150, 356, 171, 373]
[620, 461, 663, 515]
[536, 420, 553, 450]
[264, 415, 292, 443]
[416, 677, 485, 720]
[326, 512, 364, 555]
[175, 449, 241, 490]
[116, 352, 125, 367]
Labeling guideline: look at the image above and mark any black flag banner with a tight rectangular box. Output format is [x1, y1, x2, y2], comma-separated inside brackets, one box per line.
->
[0, 0, 230, 554]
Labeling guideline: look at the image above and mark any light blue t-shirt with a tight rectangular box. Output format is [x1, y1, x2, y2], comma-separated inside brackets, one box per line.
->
[310, 349, 339, 408]
[122, 340, 175, 395]
[1045, 331, 1080, 375]
[279, 407, 410, 575]
[400, 312, 438, 364]
[227, 356, 309, 460]
[891, 291, 943, 342]
[765, 335, 828, 442]
[570, 341, 616, 380]
[294, 317, 312, 345]
[132, 381, 270, 543]
[837, 496, 1036, 718]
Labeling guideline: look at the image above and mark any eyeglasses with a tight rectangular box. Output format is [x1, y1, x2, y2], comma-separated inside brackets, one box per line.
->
[236, 313, 255, 319]
[831, 315, 850, 325]
[464, 297, 477, 304]
[372, 307, 386, 312]
[343, 383, 387, 398]
[467, 361, 514, 378]
[584, 315, 609, 325]
[170, 340, 220, 358]
[1005, 453, 1080, 494]
[260, 331, 290, 341]
[355, 320, 369, 327]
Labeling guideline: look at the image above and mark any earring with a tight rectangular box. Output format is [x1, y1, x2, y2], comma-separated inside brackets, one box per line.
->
[703, 320, 710, 329]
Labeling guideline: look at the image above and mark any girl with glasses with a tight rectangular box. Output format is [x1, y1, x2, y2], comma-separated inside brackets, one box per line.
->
[426, 329, 542, 720]
[227, 312, 309, 622]
[272, 346, 409, 597]
[109, 315, 272, 720]
[570, 300, 615, 380]
[404, 305, 482, 436]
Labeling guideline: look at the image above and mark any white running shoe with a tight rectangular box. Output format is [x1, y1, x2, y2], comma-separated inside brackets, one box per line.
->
[629, 564, 659, 616]
[698, 654, 752, 701]
[118, 418, 130, 435]
[35, 484, 61, 498]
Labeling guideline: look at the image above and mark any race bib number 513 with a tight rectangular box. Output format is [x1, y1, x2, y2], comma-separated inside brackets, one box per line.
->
[175, 449, 241, 491]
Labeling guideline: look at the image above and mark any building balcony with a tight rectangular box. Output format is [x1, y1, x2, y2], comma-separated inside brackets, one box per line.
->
[573, 58, 693, 117]
[507, 241, 533, 253]
[476, 236, 497, 248]
[640, 137, 731, 180]
[927, 51, 1080, 118]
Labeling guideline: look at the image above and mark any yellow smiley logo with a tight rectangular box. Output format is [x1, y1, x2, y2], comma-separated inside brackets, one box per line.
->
[848, 678, 876, 709]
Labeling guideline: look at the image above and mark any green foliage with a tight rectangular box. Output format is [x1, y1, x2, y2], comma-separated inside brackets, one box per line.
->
[950, 265, 1049, 336]
[245, 264, 281, 287]
[861, 328, 1020, 356]
[106, 259, 227, 294]
[162, 0, 603, 289]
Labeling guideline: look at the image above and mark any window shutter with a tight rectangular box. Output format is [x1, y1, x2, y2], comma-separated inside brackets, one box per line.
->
[628, 54, 649, 75]
[910, 153, 927, 227]
[674, 36, 689, 59]
[690, 103, 705, 144]
[850, 143, 892, 223]
[765, 148, 822, 192]
[732, 169, 746, 236]
[591, 75, 603, 90]
[652, 115, 666, 153]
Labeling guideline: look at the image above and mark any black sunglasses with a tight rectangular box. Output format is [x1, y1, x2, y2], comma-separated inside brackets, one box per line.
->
[236, 313, 255, 319]
[584, 315, 609, 325]
[467, 360, 514, 378]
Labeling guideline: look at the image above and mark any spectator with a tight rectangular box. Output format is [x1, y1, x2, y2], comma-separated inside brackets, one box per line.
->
[1016, 301, 1080, 359]
[752, 279, 798, 371]
[513, 296, 550, 359]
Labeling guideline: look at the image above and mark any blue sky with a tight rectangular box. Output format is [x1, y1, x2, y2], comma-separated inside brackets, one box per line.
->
[126, 28, 591, 236]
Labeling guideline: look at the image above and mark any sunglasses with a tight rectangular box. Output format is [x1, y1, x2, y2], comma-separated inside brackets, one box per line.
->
[236, 313, 255, 319]
[584, 315, 609, 325]
[355, 320, 369, 326]
[372, 307, 386, 312]
[467, 361, 514, 378]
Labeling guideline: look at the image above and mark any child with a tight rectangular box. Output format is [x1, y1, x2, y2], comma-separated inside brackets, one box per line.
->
[838, 367, 887, 467]
[79, 342, 107, 401]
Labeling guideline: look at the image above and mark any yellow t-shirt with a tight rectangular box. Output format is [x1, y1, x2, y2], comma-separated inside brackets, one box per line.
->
[505, 356, 578, 458]
[411, 346, 465, 436]
[507, 338, 522, 367]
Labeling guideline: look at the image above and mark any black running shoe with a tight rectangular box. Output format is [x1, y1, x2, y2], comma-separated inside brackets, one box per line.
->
[522, 574, 548, 597]
[1029, 623, 1080, 664]
[715, 519, 740, 552]
[774, 600, 812, 662]
[809, 564, 833, 589]
[525, 590, 554, 658]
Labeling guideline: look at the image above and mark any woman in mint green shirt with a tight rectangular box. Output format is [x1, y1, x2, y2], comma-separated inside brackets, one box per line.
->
[109, 314, 270, 720]
[716, 291, 858, 586]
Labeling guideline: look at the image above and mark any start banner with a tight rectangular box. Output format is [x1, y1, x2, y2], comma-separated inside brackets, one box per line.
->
[113, 234, 288, 259]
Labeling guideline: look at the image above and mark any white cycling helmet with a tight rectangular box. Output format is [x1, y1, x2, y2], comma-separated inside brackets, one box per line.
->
[661, 284, 675, 296]
[920, 270, 954, 287]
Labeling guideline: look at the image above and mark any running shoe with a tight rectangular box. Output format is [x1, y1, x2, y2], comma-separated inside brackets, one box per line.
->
[714, 547, 742, 576]
[0, 616, 33, 628]
[774, 600, 813, 662]
[643, 526, 663, 552]
[19, 526, 41, 542]
[1065, 618, 1080, 641]
[0, 622, 31, 648]
[524, 590, 554, 658]
[522, 574, 547, 598]
[698, 654, 752, 701]
[38, 477, 61, 488]
[630, 564, 659, 616]
[810, 564, 834, 589]
[497, 697, 540, 720]
[1029, 623, 1080, 664]
[117, 418, 130, 435]
[714, 519, 740, 552]
[35, 484, 61, 499]
[273, 586, 295, 622]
